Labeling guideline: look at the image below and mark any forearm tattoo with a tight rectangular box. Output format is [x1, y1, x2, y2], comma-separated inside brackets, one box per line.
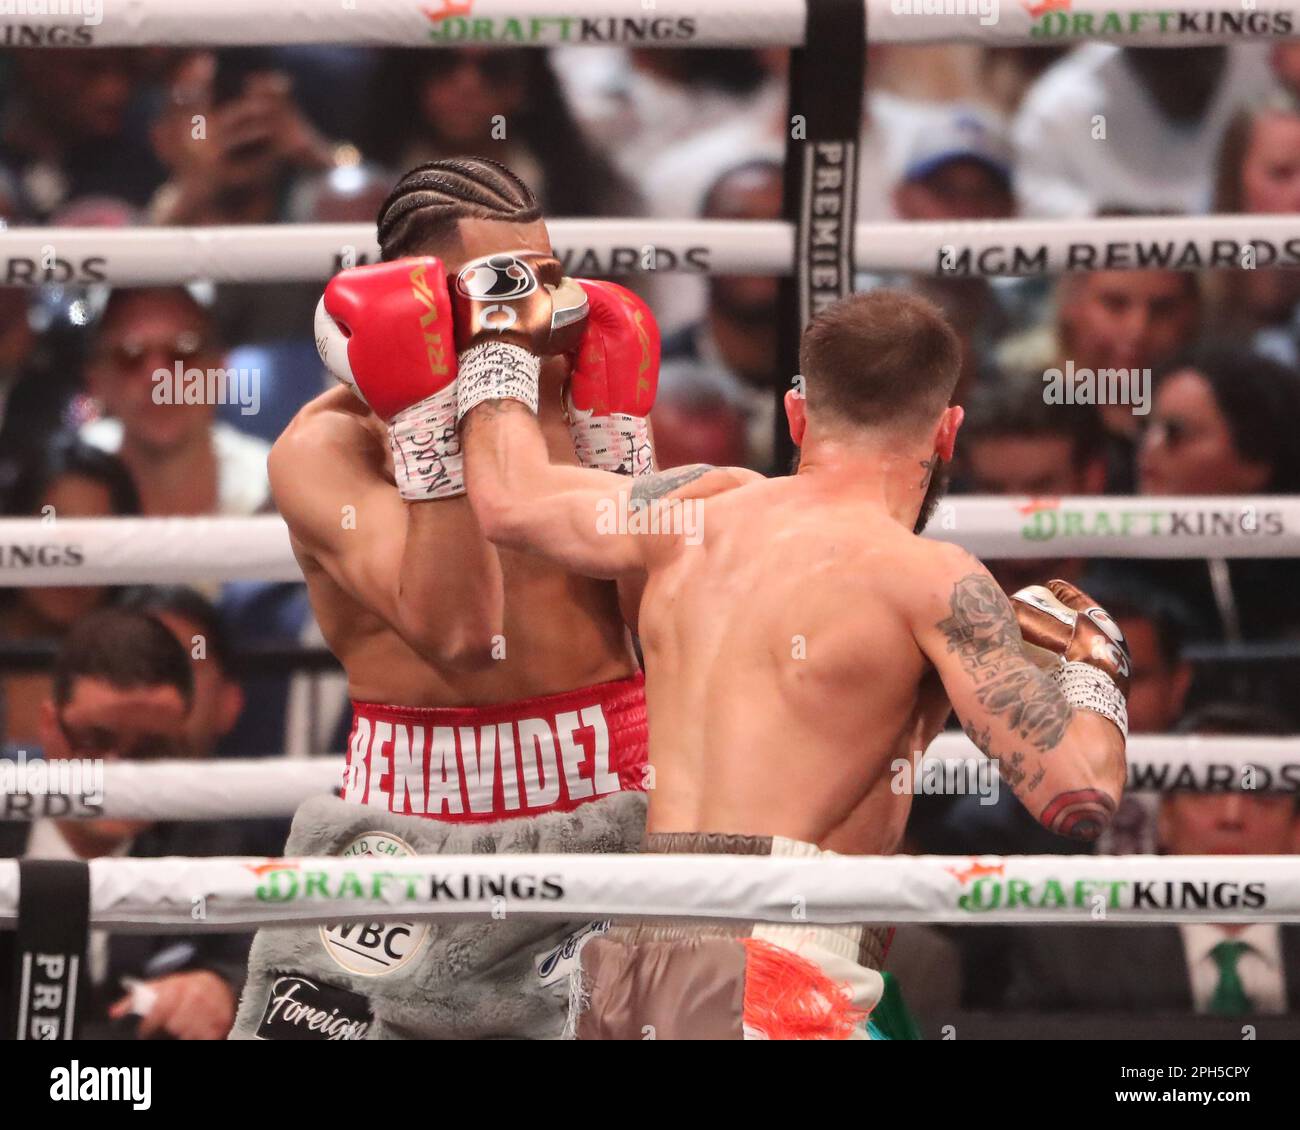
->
[938, 574, 1108, 841]
[460, 397, 528, 435]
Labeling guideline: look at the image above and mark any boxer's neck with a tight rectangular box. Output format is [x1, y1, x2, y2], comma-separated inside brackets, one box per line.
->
[795, 434, 933, 531]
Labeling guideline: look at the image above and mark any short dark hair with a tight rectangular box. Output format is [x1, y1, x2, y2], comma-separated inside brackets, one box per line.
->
[701, 159, 783, 218]
[1154, 343, 1300, 493]
[117, 585, 232, 673]
[377, 157, 541, 262]
[963, 376, 1106, 467]
[3, 432, 141, 517]
[800, 290, 961, 429]
[52, 608, 193, 710]
[95, 286, 212, 343]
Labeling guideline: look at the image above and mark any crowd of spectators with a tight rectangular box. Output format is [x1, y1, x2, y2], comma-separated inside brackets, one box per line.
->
[0, 41, 1298, 1036]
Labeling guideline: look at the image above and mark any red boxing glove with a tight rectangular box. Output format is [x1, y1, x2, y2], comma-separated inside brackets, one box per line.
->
[564, 280, 660, 476]
[315, 258, 464, 500]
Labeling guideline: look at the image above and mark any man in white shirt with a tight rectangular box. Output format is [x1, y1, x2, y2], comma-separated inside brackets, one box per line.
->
[80, 286, 271, 516]
[1013, 45, 1274, 217]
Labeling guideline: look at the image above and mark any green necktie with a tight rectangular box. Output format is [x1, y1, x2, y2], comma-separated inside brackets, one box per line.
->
[1208, 940, 1254, 1016]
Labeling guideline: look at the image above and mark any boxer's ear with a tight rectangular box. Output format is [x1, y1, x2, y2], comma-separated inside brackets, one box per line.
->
[935, 405, 963, 462]
[216, 681, 245, 740]
[784, 388, 807, 447]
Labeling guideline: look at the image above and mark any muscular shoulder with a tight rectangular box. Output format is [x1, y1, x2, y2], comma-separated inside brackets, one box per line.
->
[882, 536, 994, 626]
[271, 389, 381, 482]
[269, 389, 387, 534]
[633, 463, 763, 503]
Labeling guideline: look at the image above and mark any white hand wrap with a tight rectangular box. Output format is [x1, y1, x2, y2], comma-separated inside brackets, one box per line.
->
[388, 384, 462, 501]
[456, 341, 540, 421]
[569, 413, 654, 476]
[1051, 661, 1128, 741]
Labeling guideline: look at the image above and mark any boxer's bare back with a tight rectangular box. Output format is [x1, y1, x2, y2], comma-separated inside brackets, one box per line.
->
[634, 472, 952, 853]
[631, 467, 1121, 853]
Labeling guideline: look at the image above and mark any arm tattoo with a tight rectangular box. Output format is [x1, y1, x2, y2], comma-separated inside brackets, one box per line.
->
[938, 573, 1072, 753]
[630, 464, 714, 509]
[1039, 789, 1116, 843]
[939, 574, 1117, 841]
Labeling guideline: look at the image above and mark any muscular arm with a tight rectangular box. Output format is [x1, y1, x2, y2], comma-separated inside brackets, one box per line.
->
[269, 411, 502, 669]
[913, 550, 1125, 842]
[462, 399, 754, 579]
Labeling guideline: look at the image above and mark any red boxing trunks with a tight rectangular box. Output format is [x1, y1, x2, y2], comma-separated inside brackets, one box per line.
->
[341, 672, 648, 822]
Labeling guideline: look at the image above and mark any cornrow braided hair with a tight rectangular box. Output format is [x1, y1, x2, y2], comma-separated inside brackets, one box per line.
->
[376, 157, 541, 261]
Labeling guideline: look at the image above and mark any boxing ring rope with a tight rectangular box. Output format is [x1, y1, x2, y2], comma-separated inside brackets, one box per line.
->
[0, 733, 1294, 823]
[17, 0, 1300, 47]
[1, 498, 1296, 586]
[5, 215, 1298, 284]
[0, 852, 1296, 930]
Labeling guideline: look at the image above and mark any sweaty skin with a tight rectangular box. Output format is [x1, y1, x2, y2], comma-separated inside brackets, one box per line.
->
[270, 218, 638, 706]
[463, 398, 1126, 853]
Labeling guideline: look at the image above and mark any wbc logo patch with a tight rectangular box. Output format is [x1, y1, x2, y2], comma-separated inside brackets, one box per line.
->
[320, 832, 430, 976]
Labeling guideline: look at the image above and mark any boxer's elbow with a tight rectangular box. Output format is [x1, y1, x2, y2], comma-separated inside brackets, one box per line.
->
[427, 631, 500, 672]
[1034, 779, 1120, 843]
[471, 488, 535, 554]
[397, 601, 501, 672]
[1035, 715, 1126, 843]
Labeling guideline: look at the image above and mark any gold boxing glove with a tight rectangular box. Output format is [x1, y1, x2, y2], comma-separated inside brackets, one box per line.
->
[1011, 579, 1131, 739]
[451, 251, 589, 421]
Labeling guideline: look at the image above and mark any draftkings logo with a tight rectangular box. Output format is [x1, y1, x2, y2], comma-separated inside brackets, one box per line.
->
[945, 860, 1270, 915]
[420, 0, 697, 44]
[247, 860, 566, 904]
[1016, 499, 1286, 543]
[1023, 0, 1294, 38]
[0, 542, 85, 569]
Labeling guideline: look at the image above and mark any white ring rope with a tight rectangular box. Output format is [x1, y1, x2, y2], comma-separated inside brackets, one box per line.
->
[14, 0, 1300, 47]
[1, 736, 1294, 823]
[6, 215, 1297, 284]
[0, 852, 1296, 930]
[0, 755, 342, 822]
[2, 498, 1297, 587]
